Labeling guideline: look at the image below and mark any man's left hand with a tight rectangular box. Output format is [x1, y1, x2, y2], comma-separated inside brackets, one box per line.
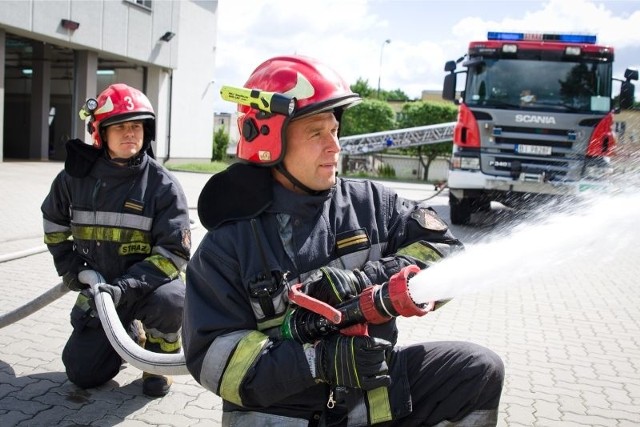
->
[302, 267, 371, 307]
[82, 283, 123, 312]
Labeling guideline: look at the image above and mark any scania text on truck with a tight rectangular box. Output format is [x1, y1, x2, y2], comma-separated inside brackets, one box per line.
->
[442, 31, 637, 225]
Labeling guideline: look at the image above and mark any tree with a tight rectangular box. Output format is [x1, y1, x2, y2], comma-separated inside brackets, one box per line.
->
[395, 101, 457, 181]
[351, 78, 374, 99]
[340, 99, 395, 136]
[385, 88, 410, 102]
[212, 127, 229, 161]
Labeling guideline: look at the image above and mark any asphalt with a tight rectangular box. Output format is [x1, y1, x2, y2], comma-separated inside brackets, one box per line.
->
[1, 160, 639, 426]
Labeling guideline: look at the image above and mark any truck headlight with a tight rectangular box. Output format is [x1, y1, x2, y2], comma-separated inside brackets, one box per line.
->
[452, 156, 480, 170]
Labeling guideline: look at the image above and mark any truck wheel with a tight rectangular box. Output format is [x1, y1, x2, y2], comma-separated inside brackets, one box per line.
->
[449, 194, 472, 225]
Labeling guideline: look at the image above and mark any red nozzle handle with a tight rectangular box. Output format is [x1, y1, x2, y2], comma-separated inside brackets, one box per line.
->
[288, 283, 343, 325]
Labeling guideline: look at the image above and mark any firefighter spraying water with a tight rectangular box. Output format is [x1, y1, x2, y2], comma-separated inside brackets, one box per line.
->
[183, 55, 505, 426]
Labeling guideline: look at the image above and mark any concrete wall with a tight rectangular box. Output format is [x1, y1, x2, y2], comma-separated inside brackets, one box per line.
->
[0, 0, 217, 162]
[0, 0, 179, 69]
[168, 0, 217, 161]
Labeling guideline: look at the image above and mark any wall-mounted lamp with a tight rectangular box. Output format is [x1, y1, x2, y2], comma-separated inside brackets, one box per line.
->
[160, 31, 176, 42]
[61, 19, 80, 31]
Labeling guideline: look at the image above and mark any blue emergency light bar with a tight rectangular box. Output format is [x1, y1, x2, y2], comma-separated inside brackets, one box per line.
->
[487, 31, 597, 44]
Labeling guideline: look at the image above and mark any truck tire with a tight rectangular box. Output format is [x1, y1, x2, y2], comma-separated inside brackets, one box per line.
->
[449, 194, 472, 225]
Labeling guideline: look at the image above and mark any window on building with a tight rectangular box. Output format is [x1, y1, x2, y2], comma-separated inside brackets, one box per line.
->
[127, 0, 152, 10]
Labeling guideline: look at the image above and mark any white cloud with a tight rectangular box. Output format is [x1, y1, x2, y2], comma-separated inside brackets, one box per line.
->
[213, 0, 640, 112]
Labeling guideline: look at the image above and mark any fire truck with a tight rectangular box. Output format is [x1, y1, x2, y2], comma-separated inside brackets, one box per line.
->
[443, 31, 637, 225]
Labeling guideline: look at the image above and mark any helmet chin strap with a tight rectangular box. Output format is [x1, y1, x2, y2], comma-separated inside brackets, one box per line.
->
[275, 163, 323, 195]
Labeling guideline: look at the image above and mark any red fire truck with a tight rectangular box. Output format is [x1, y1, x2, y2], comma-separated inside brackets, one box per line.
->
[443, 31, 637, 225]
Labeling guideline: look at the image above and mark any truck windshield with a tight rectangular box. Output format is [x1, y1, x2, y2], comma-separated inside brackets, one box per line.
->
[464, 59, 613, 113]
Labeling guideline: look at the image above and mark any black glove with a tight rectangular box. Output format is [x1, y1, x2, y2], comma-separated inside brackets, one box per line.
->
[62, 271, 86, 292]
[302, 267, 371, 307]
[312, 334, 392, 390]
[81, 283, 123, 311]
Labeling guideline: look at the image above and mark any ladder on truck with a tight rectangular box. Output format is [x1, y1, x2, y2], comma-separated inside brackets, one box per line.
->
[339, 122, 456, 155]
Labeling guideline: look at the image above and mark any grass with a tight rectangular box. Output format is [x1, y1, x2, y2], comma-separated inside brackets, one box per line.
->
[163, 160, 434, 185]
[164, 161, 231, 174]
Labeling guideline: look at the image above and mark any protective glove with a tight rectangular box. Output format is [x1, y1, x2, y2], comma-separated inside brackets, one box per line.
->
[302, 267, 371, 307]
[309, 334, 392, 390]
[62, 271, 86, 292]
[81, 283, 123, 312]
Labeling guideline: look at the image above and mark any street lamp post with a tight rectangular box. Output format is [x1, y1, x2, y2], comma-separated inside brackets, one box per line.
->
[377, 39, 391, 98]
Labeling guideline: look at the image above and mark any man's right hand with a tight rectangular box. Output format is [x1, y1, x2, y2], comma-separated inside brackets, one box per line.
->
[312, 334, 392, 390]
[62, 271, 86, 292]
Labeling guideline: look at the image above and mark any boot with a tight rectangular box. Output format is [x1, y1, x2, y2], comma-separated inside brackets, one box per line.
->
[141, 333, 181, 398]
[142, 372, 173, 397]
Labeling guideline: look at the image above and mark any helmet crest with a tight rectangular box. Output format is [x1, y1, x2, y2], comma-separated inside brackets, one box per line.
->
[231, 55, 361, 166]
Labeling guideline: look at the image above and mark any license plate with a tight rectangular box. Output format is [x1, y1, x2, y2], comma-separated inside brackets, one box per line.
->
[516, 144, 552, 155]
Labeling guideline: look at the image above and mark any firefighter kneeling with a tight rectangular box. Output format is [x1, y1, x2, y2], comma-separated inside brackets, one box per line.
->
[42, 83, 191, 397]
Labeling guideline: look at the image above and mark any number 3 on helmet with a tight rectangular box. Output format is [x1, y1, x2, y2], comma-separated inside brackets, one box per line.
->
[236, 55, 361, 166]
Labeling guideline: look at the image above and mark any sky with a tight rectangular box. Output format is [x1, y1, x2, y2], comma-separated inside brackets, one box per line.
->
[212, 0, 640, 113]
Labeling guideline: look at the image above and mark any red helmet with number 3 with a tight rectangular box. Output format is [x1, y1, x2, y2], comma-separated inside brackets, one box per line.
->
[84, 83, 156, 150]
[236, 55, 361, 166]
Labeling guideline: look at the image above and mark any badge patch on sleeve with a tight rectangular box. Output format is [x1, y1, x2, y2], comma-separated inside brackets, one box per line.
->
[336, 228, 370, 257]
[411, 208, 448, 231]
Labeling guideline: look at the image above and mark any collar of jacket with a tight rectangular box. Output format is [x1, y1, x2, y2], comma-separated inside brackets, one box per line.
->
[268, 181, 333, 218]
[91, 153, 148, 179]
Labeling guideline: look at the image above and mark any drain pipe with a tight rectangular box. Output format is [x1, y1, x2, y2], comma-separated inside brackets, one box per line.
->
[78, 270, 189, 375]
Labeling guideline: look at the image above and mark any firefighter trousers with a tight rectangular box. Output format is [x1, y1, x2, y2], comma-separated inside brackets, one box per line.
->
[61, 279, 185, 389]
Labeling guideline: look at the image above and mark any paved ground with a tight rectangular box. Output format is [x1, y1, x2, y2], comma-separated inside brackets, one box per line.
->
[1, 160, 639, 426]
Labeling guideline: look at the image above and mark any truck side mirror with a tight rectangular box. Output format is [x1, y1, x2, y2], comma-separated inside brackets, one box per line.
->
[624, 68, 639, 81]
[619, 81, 635, 110]
[443, 73, 457, 101]
[444, 60, 457, 72]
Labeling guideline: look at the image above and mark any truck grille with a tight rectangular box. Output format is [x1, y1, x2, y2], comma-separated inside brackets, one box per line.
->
[482, 125, 586, 181]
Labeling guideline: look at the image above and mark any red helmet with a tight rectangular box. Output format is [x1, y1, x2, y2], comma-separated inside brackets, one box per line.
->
[83, 83, 155, 149]
[236, 55, 361, 166]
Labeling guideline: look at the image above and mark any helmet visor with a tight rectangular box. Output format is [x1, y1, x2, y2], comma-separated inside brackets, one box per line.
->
[101, 112, 155, 128]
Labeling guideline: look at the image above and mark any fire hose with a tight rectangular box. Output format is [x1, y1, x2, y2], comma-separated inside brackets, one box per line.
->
[2, 263, 443, 374]
[0, 271, 189, 376]
[78, 270, 190, 376]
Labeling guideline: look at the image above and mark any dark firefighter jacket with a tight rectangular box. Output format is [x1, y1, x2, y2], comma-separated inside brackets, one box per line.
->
[41, 154, 191, 301]
[183, 171, 463, 426]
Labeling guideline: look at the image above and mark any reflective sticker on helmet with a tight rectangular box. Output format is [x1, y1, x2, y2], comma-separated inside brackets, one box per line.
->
[410, 208, 448, 231]
[283, 72, 315, 100]
[95, 96, 114, 115]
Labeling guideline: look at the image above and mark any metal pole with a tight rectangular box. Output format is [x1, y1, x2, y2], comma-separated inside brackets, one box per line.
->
[377, 39, 391, 98]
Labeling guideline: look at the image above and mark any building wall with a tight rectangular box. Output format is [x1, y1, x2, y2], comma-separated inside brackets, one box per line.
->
[0, 0, 179, 69]
[0, 0, 217, 162]
[168, 0, 217, 161]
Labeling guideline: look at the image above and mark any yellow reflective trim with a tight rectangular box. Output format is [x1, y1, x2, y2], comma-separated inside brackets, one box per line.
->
[220, 331, 269, 407]
[74, 293, 92, 312]
[146, 254, 179, 279]
[72, 225, 150, 243]
[367, 386, 392, 423]
[44, 231, 72, 245]
[256, 312, 287, 331]
[146, 334, 182, 352]
[397, 241, 443, 264]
